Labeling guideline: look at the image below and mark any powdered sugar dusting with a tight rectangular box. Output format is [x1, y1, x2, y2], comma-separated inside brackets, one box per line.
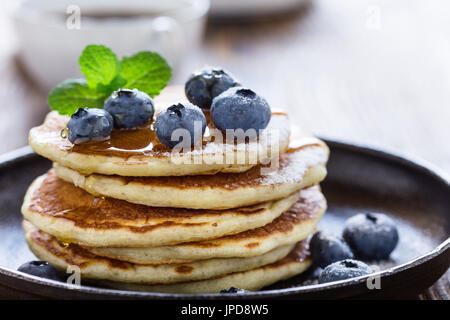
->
[259, 146, 329, 186]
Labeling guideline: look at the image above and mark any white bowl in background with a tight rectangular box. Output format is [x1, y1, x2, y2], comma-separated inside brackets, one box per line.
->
[10, 0, 210, 90]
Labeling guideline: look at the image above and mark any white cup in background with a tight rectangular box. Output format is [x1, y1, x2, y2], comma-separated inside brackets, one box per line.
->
[10, 0, 210, 90]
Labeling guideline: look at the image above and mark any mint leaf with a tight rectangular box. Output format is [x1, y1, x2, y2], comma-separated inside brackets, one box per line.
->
[120, 51, 171, 97]
[79, 45, 120, 88]
[48, 79, 106, 115]
[96, 74, 127, 97]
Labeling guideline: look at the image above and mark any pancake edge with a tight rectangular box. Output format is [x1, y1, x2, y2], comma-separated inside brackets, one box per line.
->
[29, 112, 291, 177]
[94, 242, 312, 293]
[23, 220, 297, 285]
[88, 187, 326, 264]
[21, 173, 300, 247]
[53, 152, 327, 210]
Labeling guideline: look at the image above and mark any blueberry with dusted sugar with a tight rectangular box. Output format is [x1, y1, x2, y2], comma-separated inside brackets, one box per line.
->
[318, 259, 373, 283]
[155, 103, 207, 148]
[18, 261, 65, 282]
[66, 108, 113, 144]
[343, 213, 399, 260]
[185, 66, 240, 109]
[220, 287, 246, 294]
[310, 231, 354, 268]
[210, 87, 271, 134]
[104, 88, 154, 129]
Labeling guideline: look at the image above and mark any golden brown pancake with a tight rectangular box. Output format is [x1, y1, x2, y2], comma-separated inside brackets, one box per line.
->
[87, 186, 326, 264]
[95, 241, 312, 293]
[21, 170, 300, 247]
[23, 220, 295, 285]
[28, 87, 292, 176]
[54, 141, 329, 209]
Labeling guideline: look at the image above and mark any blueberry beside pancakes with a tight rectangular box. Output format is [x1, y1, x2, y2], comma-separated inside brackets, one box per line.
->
[343, 213, 399, 260]
[318, 259, 373, 284]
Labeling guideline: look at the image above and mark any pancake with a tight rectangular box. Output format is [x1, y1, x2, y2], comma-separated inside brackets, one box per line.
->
[95, 241, 311, 293]
[23, 220, 295, 285]
[21, 171, 300, 247]
[54, 141, 328, 210]
[88, 186, 325, 264]
[29, 87, 291, 177]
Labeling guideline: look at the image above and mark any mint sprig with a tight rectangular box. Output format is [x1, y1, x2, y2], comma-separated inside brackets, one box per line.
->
[48, 44, 171, 115]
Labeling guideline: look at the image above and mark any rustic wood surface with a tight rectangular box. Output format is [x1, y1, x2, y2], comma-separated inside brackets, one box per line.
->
[0, 0, 448, 299]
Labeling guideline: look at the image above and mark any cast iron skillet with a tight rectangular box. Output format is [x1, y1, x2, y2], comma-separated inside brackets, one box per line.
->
[0, 139, 448, 299]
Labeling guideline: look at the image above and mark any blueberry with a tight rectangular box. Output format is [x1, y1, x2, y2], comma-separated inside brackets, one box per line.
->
[310, 231, 354, 268]
[66, 108, 113, 144]
[318, 259, 373, 283]
[18, 261, 65, 281]
[185, 67, 240, 109]
[210, 87, 271, 135]
[220, 287, 246, 294]
[343, 213, 399, 260]
[104, 88, 154, 129]
[155, 103, 206, 148]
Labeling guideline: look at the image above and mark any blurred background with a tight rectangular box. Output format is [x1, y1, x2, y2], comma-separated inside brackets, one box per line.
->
[0, 0, 449, 177]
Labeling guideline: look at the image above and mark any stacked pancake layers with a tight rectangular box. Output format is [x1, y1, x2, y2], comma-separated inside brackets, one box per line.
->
[22, 88, 329, 293]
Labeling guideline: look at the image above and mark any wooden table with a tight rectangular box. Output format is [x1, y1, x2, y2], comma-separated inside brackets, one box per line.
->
[0, 0, 448, 299]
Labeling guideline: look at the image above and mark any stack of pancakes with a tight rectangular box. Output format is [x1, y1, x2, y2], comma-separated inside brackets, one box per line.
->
[22, 87, 329, 293]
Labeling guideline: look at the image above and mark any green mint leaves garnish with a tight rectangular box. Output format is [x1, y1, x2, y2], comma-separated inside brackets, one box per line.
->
[47, 79, 106, 115]
[79, 45, 120, 88]
[48, 44, 171, 115]
[121, 52, 172, 97]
